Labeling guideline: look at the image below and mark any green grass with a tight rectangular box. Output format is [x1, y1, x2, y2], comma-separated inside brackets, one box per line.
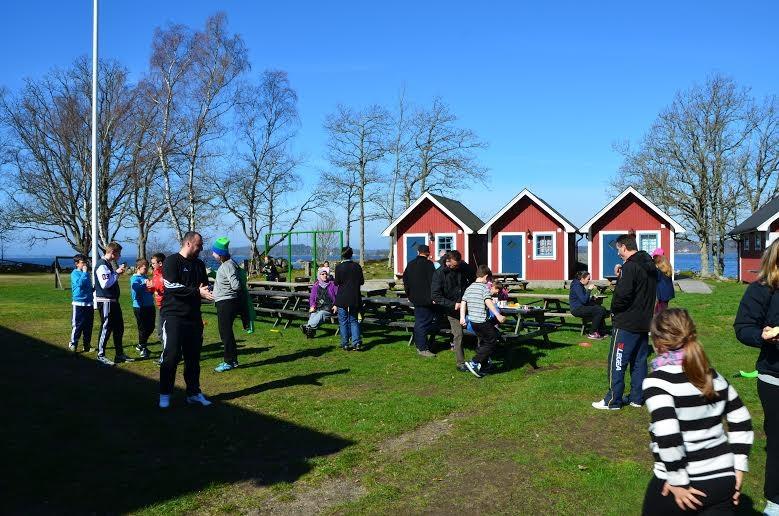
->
[0, 273, 767, 514]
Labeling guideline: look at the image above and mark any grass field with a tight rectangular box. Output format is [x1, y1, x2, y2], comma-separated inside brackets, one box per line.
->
[0, 273, 767, 514]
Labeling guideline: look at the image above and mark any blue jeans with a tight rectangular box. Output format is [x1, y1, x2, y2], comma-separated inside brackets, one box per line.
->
[413, 306, 437, 351]
[337, 307, 361, 348]
[307, 310, 332, 329]
[602, 328, 649, 408]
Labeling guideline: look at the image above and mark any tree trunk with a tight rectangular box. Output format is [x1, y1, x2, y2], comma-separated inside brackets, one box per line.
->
[699, 240, 710, 277]
[359, 188, 365, 267]
[137, 229, 148, 261]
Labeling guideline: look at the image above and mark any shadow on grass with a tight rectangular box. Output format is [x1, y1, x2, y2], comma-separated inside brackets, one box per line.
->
[236, 345, 335, 370]
[201, 345, 272, 360]
[0, 326, 353, 513]
[212, 369, 350, 401]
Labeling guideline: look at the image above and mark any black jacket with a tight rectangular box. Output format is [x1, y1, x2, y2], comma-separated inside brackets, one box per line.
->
[611, 250, 657, 332]
[334, 260, 364, 309]
[161, 253, 209, 320]
[403, 255, 436, 306]
[734, 282, 779, 379]
[431, 261, 474, 313]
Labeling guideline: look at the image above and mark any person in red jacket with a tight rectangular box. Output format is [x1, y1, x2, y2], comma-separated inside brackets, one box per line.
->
[146, 252, 166, 344]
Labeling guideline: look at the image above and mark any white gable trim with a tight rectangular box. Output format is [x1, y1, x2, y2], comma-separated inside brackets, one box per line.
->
[578, 187, 686, 234]
[478, 189, 576, 234]
[757, 211, 779, 231]
[381, 192, 476, 237]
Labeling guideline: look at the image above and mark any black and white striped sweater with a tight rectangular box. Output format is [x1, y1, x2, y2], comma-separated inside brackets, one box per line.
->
[642, 365, 753, 487]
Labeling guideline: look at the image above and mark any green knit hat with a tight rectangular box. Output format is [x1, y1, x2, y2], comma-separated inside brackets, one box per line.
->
[212, 237, 230, 257]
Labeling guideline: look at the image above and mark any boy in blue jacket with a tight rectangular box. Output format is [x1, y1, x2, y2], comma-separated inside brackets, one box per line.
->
[130, 258, 155, 359]
[69, 254, 94, 352]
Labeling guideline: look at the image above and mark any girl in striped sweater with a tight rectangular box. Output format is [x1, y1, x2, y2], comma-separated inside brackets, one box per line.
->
[642, 308, 753, 514]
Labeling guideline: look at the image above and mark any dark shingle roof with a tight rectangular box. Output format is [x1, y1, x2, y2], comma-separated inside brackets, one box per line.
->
[530, 191, 577, 231]
[729, 196, 779, 235]
[429, 193, 484, 232]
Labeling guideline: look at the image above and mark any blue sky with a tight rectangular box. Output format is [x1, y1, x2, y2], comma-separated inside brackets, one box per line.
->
[2, 1, 778, 255]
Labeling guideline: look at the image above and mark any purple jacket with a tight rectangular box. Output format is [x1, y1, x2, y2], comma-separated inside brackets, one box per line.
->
[309, 282, 338, 309]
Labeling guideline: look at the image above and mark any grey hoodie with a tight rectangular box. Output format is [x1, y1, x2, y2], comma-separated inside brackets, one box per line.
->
[214, 259, 241, 302]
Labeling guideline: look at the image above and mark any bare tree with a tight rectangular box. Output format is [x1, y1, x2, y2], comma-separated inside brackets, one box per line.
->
[375, 88, 413, 267]
[0, 58, 134, 254]
[217, 70, 315, 274]
[125, 85, 172, 259]
[613, 74, 757, 277]
[147, 13, 248, 241]
[403, 97, 488, 208]
[736, 96, 779, 212]
[323, 104, 390, 266]
[0, 204, 14, 261]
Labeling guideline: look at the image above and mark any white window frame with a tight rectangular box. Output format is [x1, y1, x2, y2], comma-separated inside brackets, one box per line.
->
[636, 230, 661, 255]
[434, 232, 457, 258]
[743, 237, 750, 252]
[755, 232, 763, 252]
[403, 233, 429, 265]
[497, 231, 526, 278]
[532, 231, 556, 260]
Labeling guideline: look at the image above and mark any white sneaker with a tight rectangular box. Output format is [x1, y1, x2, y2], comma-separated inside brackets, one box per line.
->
[186, 393, 212, 406]
[764, 500, 779, 516]
[159, 394, 170, 409]
[591, 399, 620, 411]
[629, 402, 642, 408]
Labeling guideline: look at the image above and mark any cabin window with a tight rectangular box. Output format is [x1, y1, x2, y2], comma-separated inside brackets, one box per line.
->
[743, 237, 750, 252]
[755, 233, 762, 252]
[533, 232, 556, 259]
[436, 235, 455, 253]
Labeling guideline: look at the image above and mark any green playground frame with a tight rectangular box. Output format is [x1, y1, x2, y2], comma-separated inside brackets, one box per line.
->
[264, 230, 344, 282]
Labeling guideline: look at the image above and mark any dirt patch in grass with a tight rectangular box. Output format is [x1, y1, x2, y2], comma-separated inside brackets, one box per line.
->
[378, 417, 457, 454]
[550, 412, 650, 464]
[256, 478, 367, 515]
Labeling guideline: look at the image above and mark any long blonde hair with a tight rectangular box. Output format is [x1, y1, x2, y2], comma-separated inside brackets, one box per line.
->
[650, 308, 717, 400]
[758, 239, 779, 289]
[655, 255, 673, 278]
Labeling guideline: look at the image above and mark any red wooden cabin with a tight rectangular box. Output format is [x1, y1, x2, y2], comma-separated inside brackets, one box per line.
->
[382, 192, 486, 276]
[579, 187, 685, 280]
[478, 189, 577, 280]
[729, 196, 779, 283]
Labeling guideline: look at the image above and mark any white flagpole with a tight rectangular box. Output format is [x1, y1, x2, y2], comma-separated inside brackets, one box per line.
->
[91, 0, 98, 305]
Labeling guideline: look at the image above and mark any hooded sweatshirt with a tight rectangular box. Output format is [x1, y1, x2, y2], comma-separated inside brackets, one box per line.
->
[611, 250, 657, 332]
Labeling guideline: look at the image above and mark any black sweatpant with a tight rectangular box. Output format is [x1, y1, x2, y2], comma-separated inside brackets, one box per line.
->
[759, 379, 779, 503]
[216, 297, 241, 364]
[69, 305, 94, 349]
[97, 301, 124, 357]
[471, 320, 499, 365]
[160, 317, 203, 396]
[642, 474, 736, 515]
[133, 306, 156, 348]
[571, 303, 608, 334]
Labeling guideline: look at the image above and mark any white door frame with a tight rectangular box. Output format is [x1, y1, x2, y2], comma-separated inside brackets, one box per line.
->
[497, 231, 526, 278]
[403, 233, 428, 272]
[599, 230, 625, 280]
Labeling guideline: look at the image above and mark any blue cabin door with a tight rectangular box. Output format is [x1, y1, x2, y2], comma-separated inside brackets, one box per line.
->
[405, 235, 426, 266]
[500, 234, 523, 276]
[601, 233, 623, 279]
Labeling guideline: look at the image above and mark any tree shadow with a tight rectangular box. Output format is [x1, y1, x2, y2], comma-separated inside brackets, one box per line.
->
[236, 345, 335, 370]
[212, 369, 350, 402]
[0, 327, 352, 514]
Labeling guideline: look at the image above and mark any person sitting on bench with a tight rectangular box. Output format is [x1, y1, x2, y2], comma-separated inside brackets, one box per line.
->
[301, 267, 338, 338]
[569, 271, 608, 340]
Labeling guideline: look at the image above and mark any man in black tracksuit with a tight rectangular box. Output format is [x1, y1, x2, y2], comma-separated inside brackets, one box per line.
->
[593, 234, 657, 410]
[159, 232, 215, 408]
[403, 244, 437, 356]
[431, 250, 475, 370]
[734, 259, 779, 511]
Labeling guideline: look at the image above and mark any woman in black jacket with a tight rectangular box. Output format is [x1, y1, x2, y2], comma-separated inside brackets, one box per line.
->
[734, 239, 779, 515]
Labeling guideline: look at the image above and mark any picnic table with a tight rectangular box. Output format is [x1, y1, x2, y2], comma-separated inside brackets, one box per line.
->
[249, 289, 310, 328]
[249, 280, 310, 291]
[498, 306, 551, 340]
[492, 273, 529, 290]
[508, 292, 606, 325]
